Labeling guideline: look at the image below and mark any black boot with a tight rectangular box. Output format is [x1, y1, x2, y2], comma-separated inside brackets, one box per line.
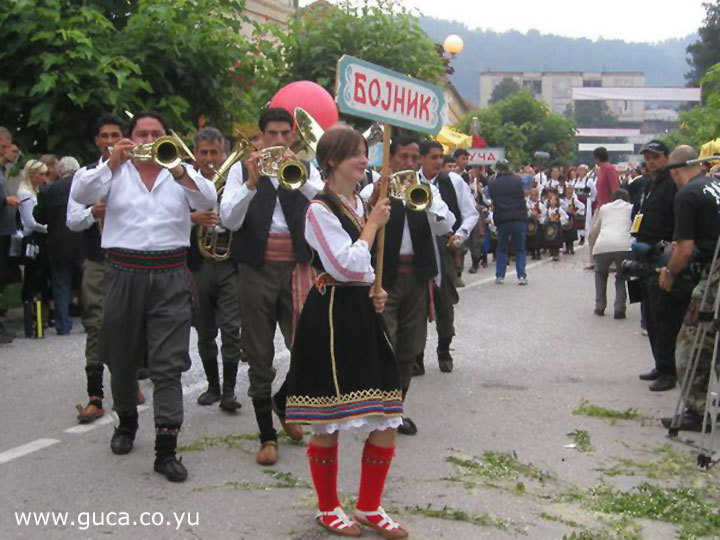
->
[85, 364, 104, 399]
[437, 337, 454, 373]
[154, 425, 187, 482]
[197, 355, 221, 406]
[252, 397, 277, 443]
[219, 361, 241, 412]
[397, 387, 418, 436]
[412, 352, 425, 376]
[110, 410, 138, 455]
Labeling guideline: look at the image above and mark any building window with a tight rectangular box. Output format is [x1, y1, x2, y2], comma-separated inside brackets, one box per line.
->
[583, 79, 601, 87]
[523, 80, 541, 94]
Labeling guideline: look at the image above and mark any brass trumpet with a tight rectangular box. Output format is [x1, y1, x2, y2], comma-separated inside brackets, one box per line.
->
[389, 170, 433, 211]
[196, 135, 255, 262]
[258, 107, 324, 191]
[110, 131, 195, 169]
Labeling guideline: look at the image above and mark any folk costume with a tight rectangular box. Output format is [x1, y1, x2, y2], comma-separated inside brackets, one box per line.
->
[220, 159, 323, 457]
[419, 169, 478, 370]
[525, 197, 546, 260]
[71, 157, 216, 481]
[543, 205, 568, 261]
[187, 171, 243, 412]
[286, 190, 406, 539]
[561, 193, 586, 254]
[359, 177, 454, 432]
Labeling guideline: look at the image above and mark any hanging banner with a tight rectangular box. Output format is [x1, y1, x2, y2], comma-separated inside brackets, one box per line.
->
[468, 147, 505, 166]
[335, 55, 446, 134]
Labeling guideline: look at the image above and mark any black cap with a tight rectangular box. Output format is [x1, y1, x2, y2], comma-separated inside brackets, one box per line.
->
[640, 140, 669, 156]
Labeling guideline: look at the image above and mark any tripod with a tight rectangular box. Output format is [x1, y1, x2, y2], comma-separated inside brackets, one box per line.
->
[667, 236, 720, 469]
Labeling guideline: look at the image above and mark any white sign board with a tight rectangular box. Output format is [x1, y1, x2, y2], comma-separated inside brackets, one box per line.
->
[468, 147, 505, 166]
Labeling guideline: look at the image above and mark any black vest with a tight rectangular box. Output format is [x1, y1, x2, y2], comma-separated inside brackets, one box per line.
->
[231, 174, 311, 266]
[310, 192, 362, 274]
[435, 171, 462, 233]
[381, 198, 437, 289]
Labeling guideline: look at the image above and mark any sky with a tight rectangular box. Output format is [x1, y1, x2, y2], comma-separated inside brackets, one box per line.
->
[299, 0, 707, 43]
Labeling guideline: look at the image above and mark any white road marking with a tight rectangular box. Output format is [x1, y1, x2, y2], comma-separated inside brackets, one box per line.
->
[64, 405, 148, 435]
[0, 439, 60, 465]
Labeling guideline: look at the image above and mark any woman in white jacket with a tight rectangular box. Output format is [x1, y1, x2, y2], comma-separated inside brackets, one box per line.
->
[589, 189, 633, 319]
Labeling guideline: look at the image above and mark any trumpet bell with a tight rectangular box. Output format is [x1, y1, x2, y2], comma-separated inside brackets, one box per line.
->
[389, 170, 432, 211]
[278, 160, 307, 191]
[291, 107, 323, 161]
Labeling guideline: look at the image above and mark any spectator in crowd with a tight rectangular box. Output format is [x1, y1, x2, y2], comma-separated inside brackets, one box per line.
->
[17, 160, 50, 305]
[0, 126, 20, 343]
[592, 147, 620, 210]
[34, 156, 84, 335]
[442, 155, 457, 173]
[588, 189, 633, 319]
[488, 160, 528, 285]
[39, 154, 60, 184]
[453, 148, 470, 180]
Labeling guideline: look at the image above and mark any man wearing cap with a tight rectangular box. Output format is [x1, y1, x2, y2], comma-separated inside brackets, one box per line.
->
[634, 140, 693, 392]
[660, 145, 720, 431]
[488, 160, 528, 285]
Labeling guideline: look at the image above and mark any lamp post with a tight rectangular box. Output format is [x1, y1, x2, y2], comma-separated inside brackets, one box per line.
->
[442, 34, 464, 56]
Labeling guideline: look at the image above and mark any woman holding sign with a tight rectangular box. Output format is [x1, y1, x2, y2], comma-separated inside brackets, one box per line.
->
[285, 126, 409, 539]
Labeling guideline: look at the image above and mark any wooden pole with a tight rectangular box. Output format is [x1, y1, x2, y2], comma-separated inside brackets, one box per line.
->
[373, 124, 392, 293]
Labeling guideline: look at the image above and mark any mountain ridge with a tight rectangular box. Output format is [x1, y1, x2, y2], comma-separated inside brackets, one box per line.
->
[419, 16, 697, 105]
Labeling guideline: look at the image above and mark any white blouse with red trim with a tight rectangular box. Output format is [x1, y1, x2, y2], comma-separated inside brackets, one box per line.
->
[305, 194, 374, 284]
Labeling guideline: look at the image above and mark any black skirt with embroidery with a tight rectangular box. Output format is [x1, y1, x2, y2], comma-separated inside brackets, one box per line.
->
[285, 283, 403, 425]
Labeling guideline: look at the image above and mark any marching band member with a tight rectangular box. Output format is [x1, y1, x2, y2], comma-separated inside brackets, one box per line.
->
[285, 126, 408, 539]
[220, 108, 323, 466]
[418, 141, 478, 374]
[71, 111, 216, 482]
[544, 194, 568, 262]
[67, 114, 132, 423]
[359, 136, 454, 436]
[526, 187, 546, 260]
[561, 184, 585, 254]
[187, 128, 243, 412]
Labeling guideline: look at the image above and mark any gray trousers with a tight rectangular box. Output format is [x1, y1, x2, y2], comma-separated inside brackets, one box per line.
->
[383, 273, 429, 390]
[81, 259, 105, 368]
[434, 239, 459, 340]
[191, 261, 242, 364]
[102, 267, 192, 425]
[593, 251, 630, 314]
[237, 262, 294, 399]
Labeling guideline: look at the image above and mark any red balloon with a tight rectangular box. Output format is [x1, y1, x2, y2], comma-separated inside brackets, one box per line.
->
[269, 81, 339, 131]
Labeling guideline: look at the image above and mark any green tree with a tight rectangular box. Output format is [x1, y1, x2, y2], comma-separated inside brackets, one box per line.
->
[457, 91, 576, 166]
[686, 1, 720, 85]
[665, 63, 720, 150]
[271, 0, 445, 125]
[489, 77, 521, 104]
[0, 0, 282, 161]
[567, 101, 619, 127]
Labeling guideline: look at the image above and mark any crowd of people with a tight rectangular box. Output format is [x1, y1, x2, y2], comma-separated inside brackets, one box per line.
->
[1, 111, 719, 537]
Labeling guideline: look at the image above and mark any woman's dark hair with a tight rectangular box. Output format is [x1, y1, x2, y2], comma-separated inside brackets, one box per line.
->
[127, 111, 170, 136]
[258, 107, 293, 132]
[316, 127, 367, 180]
[611, 189, 630, 202]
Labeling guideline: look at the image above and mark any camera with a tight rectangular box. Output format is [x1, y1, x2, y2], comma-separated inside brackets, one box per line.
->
[620, 241, 671, 280]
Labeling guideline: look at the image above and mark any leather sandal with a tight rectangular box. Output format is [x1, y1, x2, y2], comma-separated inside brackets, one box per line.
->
[354, 507, 408, 539]
[316, 507, 362, 537]
[271, 397, 304, 441]
[255, 441, 278, 466]
[76, 398, 104, 424]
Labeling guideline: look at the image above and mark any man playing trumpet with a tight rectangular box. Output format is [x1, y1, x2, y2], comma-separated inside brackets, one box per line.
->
[220, 107, 324, 466]
[71, 111, 216, 482]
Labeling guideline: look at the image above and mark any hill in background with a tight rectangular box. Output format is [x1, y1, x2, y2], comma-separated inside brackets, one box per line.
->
[419, 16, 697, 105]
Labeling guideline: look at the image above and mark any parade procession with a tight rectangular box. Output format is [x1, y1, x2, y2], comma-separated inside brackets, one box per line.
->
[2, 1, 720, 539]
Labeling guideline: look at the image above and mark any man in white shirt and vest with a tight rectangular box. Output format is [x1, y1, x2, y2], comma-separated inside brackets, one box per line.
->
[71, 111, 216, 482]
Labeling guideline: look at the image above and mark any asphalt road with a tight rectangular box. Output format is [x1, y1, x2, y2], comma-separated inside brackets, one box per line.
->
[1, 249, 717, 540]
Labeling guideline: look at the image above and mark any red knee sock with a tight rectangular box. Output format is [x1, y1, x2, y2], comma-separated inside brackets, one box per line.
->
[307, 443, 340, 512]
[356, 441, 395, 512]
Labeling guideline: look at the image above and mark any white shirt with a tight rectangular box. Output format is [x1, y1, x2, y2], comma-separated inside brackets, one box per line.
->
[420, 169, 479, 242]
[220, 160, 323, 232]
[66, 166, 97, 232]
[546, 206, 569, 226]
[589, 199, 633, 255]
[17, 186, 47, 235]
[526, 198, 547, 223]
[305, 194, 374, 284]
[70, 160, 216, 251]
[561, 195, 586, 216]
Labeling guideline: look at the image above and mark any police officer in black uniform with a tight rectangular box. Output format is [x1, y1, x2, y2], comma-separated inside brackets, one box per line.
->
[633, 140, 693, 392]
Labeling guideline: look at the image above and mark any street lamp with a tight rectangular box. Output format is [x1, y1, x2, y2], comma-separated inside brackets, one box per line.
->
[443, 34, 464, 56]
